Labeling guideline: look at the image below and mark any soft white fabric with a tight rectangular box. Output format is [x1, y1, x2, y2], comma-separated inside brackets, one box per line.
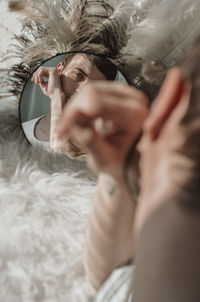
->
[22, 115, 50, 151]
[94, 265, 134, 302]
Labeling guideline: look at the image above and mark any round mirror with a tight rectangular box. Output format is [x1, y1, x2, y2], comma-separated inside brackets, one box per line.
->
[20, 52, 129, 155]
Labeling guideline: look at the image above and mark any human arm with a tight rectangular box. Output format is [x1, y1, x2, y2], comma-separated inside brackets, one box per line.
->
[56, 81, 148, 289]
[84, 173, 136, 289]
[32, 66, 67, 152]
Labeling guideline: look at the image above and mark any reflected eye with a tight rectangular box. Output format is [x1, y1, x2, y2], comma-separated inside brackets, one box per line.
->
[74, 71, 85, 81]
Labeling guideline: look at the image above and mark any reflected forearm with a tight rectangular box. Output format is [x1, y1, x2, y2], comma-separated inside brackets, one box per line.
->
[84, 173, 136, 290]
[49, 89, 65, 151]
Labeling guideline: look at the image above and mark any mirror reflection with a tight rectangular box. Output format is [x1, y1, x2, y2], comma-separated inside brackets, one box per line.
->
[20, 52, 128, 156]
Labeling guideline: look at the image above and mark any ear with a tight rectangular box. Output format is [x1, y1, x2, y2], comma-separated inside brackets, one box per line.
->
[144, 67, 187, 140]
[57, 62, 64, 74]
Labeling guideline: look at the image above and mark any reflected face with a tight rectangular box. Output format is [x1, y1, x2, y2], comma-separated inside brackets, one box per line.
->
[20, 52, 127, 156]
[59, 54, 107, 99]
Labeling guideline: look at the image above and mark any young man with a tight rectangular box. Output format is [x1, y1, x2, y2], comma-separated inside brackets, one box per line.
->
[24, 53, 117, 155]
[56, 37, 200, 301]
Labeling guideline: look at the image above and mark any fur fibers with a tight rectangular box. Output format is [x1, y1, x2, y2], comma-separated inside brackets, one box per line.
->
[0, 99, 97, 302]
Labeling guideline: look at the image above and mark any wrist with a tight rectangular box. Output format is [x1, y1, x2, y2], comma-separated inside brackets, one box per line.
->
[98, 168, 138, 206]
[50, 89, 65, 105]
[98, 173, 131, 198]
[99, 172, 126, 185]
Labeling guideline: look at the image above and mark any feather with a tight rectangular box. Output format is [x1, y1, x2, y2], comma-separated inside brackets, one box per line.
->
[8, 0, 134, 57]
[125, 0, 200, 67]
[6, 0, 200, 104]
[4, 0, 137, 99]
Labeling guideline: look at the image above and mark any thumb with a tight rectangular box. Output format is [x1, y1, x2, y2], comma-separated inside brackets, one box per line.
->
[70, 125, 115, 170]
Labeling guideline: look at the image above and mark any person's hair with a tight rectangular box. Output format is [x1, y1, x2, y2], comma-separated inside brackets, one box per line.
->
[62, 52, 118, 81]
[173, 36, 200, 211]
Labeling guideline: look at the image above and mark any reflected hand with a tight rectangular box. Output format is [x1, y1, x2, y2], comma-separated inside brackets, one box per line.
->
[56, 81, 148, 178]
[31, 66, 63, 98]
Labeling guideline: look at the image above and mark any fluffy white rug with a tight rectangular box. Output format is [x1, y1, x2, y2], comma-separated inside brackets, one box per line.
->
[0, 98, 97, 302]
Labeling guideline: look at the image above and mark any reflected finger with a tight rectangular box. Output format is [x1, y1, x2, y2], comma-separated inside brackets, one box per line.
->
[31, 73, 37, 84]
[38, 70, 50, 85]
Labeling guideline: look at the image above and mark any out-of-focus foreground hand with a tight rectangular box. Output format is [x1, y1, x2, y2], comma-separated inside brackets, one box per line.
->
[56, 81, 148, 177]
[31, 66, 63, 98]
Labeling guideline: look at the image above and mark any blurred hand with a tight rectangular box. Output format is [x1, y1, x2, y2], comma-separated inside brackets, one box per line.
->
[56, 81, 148, 178]
[31, 66, 63, 98]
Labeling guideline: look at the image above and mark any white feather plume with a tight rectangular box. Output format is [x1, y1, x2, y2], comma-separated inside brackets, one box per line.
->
[7, 0, 135, 60]
[4, 0, 200, 104]
[5, 0, 152, 100]
[125, 0, 200, 67]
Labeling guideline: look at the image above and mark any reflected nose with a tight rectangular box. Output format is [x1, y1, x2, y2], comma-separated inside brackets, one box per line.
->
[80, 77, 90, 85]
[61, 75, 78, 96]
[75, 78, 90, 93]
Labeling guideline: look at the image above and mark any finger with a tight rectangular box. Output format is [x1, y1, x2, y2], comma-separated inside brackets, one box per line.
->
[38, 70, 50, 85]
[56, 110, 93, 138]
[56, 79, 149, 140]
[87, 136, 119, 173]
[93, 117, 117, 137]
[67, 81, 148, 120]
[144, 68, 183, 139]
[31, 73, 38, 85]
[33, 73, 41, 85]
[32, 67, 49, 84]
[69, 93, 144, 122]
[70, 126, 94, 149]
[60, 97, 147, 140]
[89, 81, 149, 106]
[69, 125, 115, 171]
[56, 108, 115, 139]
[56, 100, 146, 141]
[39, 82, 47, 94]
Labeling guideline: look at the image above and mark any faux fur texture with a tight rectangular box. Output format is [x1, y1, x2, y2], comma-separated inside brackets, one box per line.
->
[0, 97, 97, 302]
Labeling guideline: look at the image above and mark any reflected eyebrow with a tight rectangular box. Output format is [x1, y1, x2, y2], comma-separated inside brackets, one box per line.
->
[75, 67, 88, 78]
